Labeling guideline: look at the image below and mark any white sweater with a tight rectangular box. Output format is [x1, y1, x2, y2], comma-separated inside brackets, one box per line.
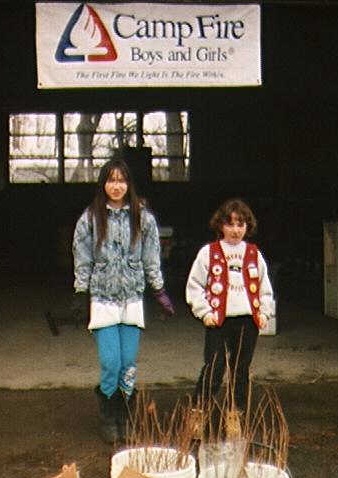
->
[185, 240, 274, 321]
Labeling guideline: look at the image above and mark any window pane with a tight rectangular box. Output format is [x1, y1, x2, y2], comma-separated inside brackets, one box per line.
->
[143, 112, 166, 133]
[9, 113, 58, 183]
[97, 112, 137, 132]
[152, 157, 169, 181]
[10, 159, 59, 183]
[10, 135, 56, 158]
[65, 158, 107, 183]
[144, 111, 190, 182]
[63, 112, 138, 162]
[97, 113, 116, 132]
[144, 134, 167, 156]
[9, 113, 56, 135]
[63, 112, 82, 132]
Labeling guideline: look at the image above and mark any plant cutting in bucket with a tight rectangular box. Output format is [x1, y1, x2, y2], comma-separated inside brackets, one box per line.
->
[110, 390, 198, 478]
[194, 363, 290, 478]
[111, 447, 196, 478]
[198, 440, 247, 478]
[109, 365, 290, 478]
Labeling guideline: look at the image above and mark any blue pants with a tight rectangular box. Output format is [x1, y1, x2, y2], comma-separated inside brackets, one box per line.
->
[93, 324, 141, 398]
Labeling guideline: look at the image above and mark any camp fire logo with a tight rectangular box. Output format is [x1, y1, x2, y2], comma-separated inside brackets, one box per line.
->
[55, 3, 118, 62]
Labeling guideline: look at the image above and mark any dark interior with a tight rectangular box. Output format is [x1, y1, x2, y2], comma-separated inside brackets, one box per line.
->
[1, 1, 337, 310]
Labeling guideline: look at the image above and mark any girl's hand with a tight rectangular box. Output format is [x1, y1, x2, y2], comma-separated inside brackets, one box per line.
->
[153, 288, 175, 316]
[258, 313, 269, 329]
[203, 313, 218, 328]
[71, 291, 90, 321]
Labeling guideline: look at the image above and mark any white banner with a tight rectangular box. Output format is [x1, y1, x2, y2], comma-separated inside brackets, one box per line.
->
[36, 2, 261, 88]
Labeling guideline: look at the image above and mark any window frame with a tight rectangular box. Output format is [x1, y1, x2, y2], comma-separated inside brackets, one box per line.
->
[8, 110, 191, 184]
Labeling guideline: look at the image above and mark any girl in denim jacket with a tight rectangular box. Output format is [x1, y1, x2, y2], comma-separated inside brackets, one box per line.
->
[72, 155, 174, 443]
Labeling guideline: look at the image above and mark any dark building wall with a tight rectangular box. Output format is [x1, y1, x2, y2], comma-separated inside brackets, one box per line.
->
[0, 1, 337, 306]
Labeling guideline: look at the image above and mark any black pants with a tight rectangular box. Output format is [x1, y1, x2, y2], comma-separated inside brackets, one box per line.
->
[194, 315, 258, 411]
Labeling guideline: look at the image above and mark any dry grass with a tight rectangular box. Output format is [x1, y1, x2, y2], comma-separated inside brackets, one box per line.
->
[118, 337, 289, 476]
[124, 389, 195, 471]
[118, 381, 289, 477]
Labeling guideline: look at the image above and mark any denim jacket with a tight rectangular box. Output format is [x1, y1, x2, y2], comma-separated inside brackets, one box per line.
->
[73, 204, 164, 304]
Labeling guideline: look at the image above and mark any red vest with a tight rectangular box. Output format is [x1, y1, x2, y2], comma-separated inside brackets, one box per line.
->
[206, 241, 260, 327]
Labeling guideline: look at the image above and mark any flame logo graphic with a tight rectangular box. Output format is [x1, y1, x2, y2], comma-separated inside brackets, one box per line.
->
[55, 4, 117, 62]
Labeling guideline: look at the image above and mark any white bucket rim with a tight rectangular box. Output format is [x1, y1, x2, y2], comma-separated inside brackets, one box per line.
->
[111, 446, 196, 478]
[245, 461, 290, 478]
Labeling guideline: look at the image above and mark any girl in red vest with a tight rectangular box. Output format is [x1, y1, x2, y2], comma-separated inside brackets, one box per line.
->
[186, 198, 274, 413]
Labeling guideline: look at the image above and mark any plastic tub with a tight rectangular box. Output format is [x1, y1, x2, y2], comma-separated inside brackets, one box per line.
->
[111, 447, 196, 478]
[198, 440, 246, 478]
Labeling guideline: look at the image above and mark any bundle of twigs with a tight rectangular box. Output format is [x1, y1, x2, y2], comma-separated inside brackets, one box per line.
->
[125, 389, 196, 472]
[244, 386, 289, 471]
[194, 340, 289, 476]
[120, 332, 289, 477]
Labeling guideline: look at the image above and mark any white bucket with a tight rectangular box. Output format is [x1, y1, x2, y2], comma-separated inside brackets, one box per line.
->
[111, 447, 196, 478]
[198, 440, 246, 478]
[245, 462, 289, 478]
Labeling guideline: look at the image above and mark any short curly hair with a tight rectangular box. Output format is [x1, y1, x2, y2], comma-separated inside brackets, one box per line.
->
[209, 198, 257, 239]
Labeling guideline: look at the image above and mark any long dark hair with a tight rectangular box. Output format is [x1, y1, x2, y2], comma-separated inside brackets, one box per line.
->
[89, 155, 141, 250]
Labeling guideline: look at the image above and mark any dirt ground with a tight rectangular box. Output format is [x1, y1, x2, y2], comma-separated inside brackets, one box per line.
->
[1, 383, 338, 478]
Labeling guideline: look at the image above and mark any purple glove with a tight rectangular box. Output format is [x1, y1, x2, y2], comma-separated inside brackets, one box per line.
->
[153, 288, 175, 316]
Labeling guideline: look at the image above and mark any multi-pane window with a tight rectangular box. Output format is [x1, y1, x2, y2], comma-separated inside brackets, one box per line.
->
[9, 111, 190, 183]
